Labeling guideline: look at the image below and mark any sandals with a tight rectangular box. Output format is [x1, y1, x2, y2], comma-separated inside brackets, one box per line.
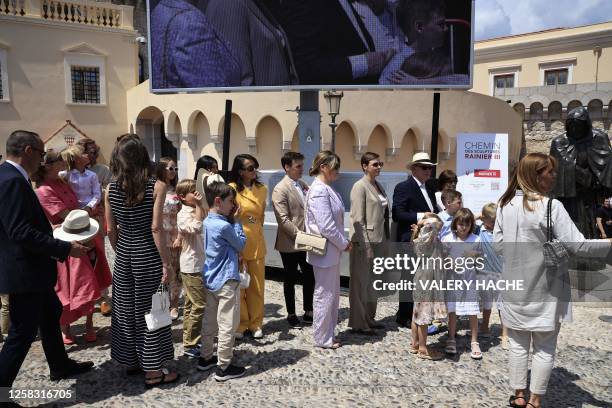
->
[144, 368, 180, 388]
[416, 350, 444, 361]
[409, 344, 419, 354]
[319, 342, 341, 350]
[444, 339, 457, 354]
[470, 341, 483, 360]
[508, 395, 527, 407]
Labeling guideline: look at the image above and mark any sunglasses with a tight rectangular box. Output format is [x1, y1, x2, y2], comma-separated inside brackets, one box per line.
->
[371, 162, 384, 168]
[242, 165, 257, 172]
[415, 164, 433, 170]
[31, 147, 46, 159]
[166, 167, 178, 171]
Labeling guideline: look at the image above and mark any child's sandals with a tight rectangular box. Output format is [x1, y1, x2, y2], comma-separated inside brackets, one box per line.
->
[444, 339, 457, 354]
[416, 349, 444, 361]
[470, 341, 483, 360]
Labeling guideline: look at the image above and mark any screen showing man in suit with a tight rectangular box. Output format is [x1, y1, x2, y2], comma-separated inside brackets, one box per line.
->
[147, 0, 473, 92]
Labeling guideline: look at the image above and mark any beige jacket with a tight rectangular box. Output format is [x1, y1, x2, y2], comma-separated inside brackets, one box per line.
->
[272, 175, 309, 252]
[349, 176, 390, 249]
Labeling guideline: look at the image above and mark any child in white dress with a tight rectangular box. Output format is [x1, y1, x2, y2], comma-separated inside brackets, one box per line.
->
[442, 208, 483, 359]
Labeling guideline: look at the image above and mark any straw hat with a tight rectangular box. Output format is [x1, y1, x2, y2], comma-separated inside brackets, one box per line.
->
[407, 152, 437, 167]
[53, 209, 99, 243]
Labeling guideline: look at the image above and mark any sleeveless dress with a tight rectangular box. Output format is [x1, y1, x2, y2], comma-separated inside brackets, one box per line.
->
[108, 177, 174, 370]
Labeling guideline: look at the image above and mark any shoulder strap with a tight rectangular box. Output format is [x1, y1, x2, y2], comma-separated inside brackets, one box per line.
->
[547, 198, 553, 242]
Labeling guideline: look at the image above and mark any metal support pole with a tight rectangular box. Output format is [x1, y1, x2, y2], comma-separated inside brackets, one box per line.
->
[298, 90, 320, 172]
[221, 99, 232, 179]
[330, 115, 337, 152]
[430, 92, 441, 176]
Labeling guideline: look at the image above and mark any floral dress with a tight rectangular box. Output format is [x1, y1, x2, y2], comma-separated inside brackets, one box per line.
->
[162, 186, 182, 307]
[412, 220, 448, 326]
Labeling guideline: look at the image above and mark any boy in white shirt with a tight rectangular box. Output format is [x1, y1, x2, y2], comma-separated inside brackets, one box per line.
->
[176, 179, 206, 358]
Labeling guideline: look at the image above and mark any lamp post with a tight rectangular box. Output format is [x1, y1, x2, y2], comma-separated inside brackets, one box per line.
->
[324, 90, 344, 151]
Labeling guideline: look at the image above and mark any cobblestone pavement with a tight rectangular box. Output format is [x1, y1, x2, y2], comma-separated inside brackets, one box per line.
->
[5, 245, 612, 407]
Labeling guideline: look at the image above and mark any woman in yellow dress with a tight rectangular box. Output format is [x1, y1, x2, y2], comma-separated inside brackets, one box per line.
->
[229, 154, 267, 339]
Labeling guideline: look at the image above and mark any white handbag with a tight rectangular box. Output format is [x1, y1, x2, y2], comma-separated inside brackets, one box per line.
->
[295, 188, 328, 256]
[145, 284, 172, 331]
[239, 264, 251, 289]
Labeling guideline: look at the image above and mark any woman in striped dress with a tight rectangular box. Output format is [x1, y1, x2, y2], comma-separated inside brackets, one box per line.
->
[105, 134, 178, 387]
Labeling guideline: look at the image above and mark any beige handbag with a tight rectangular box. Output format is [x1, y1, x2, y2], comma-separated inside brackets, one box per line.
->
[295, 187, 328, 256]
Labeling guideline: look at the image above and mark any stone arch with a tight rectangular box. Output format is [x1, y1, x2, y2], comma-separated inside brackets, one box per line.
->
[587, 99, 603, 120]
[529, 102, 544, 121]
[386, 129, 417, 172]
[190, 111, 219, 172]
[366, 124, 391, 159]
[166, 111, 182, 145]
[135, 106, 165, 161]
[255, 115, 283, 169]
[548, 101, 563, 120]
[217, 113, 249, 163]
[291, 127, 299, 151]
[336, 121, 360, 171]
[513, 103, 525, 119]
[567, 100, 583, 113]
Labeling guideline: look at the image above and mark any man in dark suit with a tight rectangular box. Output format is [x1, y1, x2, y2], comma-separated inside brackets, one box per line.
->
[279, 0, 395, 85]
[391, 152, 439, 327]
[0, 131, 93, 393]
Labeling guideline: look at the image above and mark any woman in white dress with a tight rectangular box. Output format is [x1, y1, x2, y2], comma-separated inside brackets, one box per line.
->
[495, 153, 612, 408]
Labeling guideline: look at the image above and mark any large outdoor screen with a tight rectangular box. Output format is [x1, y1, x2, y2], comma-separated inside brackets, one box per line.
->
[147, 0, 474, 92]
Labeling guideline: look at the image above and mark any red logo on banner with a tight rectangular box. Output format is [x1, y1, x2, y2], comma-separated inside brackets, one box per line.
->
[474, 169, 501, 178]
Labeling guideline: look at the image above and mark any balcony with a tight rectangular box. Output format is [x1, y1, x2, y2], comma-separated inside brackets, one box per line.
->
[0, 0, 133, 30]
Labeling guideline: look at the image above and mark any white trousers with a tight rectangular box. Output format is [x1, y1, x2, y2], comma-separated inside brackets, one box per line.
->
[507, 325, 561, 394]
[312, 264, 340, 348]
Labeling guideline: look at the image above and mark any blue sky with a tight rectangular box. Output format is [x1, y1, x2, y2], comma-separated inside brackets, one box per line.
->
[475, 0, 612, 40]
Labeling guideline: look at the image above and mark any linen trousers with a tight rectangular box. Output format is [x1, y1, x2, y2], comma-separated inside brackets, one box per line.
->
[238, 258, 265, 332]
[313, 264, 341, 348]
[181, 272, 206, 348]
[507, 325, 561, 394]
[348, 246, 378, 330]
[200, 280, 240, 370]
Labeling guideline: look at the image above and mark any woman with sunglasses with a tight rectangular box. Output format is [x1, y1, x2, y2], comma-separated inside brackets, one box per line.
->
[348, 152, 389, 335]
[155, 157, 182, 320]
[34, 151, 111, 344]
[229, 154, 267, 339]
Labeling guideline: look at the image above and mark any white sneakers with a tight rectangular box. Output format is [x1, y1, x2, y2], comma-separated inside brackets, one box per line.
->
[253, 328, 263, 339]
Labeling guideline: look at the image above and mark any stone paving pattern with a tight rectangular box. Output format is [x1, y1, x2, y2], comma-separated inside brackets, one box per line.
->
[4, 244, 612, 407]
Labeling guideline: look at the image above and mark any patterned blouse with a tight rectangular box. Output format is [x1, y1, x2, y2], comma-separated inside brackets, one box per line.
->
[162, 186, 181, 246]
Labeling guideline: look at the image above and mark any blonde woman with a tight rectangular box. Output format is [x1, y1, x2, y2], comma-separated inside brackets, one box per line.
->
[305, 151, 352, 349]
[496, 153, 612, 408]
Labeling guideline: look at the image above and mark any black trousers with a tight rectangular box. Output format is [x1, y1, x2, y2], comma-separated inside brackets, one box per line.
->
[279, 251, 314, 315]
[0, 289, 69, 387]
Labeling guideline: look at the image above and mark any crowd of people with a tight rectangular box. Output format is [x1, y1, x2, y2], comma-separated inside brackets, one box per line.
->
[1, 130, 611, 407]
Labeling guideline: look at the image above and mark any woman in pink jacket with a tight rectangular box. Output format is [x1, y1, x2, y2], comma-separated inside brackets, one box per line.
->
[305, 151, 352, 349]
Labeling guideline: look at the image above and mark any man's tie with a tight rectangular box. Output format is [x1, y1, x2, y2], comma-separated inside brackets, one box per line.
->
[347, 0, 376, 52]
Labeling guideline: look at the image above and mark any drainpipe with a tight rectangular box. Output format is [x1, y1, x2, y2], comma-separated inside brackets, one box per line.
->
[594, 46, 602, 90]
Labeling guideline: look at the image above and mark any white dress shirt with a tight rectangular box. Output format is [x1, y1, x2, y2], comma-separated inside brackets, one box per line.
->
[65, 169, 101, 209]
[293, 180, 306, 204]
[412, 175, 434, 220]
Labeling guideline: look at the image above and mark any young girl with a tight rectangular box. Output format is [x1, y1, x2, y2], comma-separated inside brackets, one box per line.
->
[411, 214, 447, 360]
[155, 157, 182, 320]
[477, 203, 508, 350]
[442, 208, 483, 359]
[61, 145, 101, 216]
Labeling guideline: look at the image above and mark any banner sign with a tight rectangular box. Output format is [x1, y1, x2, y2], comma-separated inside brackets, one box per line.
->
[456, 133, 508, 213]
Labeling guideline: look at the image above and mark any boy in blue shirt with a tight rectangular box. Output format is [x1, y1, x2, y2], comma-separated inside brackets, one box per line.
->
[438, 190, 463, 240]
[197, 182, 247, 381]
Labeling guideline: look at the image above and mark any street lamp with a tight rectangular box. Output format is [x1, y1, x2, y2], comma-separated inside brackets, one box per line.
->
[324, 90, 344, 151]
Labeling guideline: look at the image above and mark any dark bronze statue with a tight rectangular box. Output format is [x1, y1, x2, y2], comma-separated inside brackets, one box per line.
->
[549, 106, 612, 238]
